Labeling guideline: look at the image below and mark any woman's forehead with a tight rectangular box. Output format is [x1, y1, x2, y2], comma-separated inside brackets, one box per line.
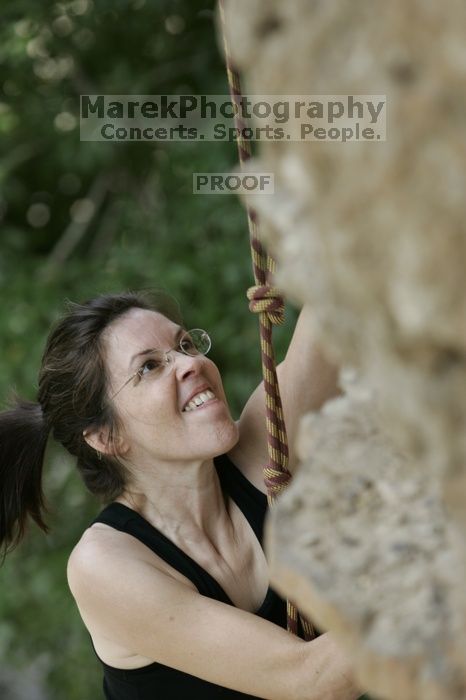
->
[104, 308, 180, 360]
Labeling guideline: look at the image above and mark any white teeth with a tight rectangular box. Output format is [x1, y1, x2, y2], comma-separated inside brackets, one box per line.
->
[183, 389, 216, 412]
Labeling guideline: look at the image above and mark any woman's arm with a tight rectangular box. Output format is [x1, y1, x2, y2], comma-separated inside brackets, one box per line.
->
[297, 632, 363, 700]
[67, 533, 361, 700]
[278, 303, 341, 426]
[233, 304, 341, 476]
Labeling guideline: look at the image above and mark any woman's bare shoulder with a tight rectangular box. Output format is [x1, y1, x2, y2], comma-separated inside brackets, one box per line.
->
[67, 521, 196, 597]
[69, 520, 140, 559]
[67, 524, 135, 589]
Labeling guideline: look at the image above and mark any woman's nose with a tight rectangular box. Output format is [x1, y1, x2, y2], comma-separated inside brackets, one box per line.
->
[165, 348, 202, 374]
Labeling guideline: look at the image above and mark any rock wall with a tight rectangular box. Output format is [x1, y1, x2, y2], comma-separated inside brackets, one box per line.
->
[220, 1, 466, 698]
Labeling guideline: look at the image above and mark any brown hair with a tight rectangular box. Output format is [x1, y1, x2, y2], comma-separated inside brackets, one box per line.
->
[0, 289, 183, 557]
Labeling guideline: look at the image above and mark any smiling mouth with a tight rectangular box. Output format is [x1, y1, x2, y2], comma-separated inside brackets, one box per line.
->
[182, 389, 218, 412]
[183, 397, 219, 413]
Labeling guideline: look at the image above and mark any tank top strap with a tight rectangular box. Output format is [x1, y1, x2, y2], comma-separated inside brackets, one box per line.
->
[89, 453, 269, 610]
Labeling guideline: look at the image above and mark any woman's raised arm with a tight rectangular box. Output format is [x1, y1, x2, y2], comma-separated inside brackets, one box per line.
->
[232, 304, 341, 477]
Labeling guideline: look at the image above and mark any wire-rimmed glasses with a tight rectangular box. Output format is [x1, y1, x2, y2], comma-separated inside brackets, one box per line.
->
[109, 328, 211, 401]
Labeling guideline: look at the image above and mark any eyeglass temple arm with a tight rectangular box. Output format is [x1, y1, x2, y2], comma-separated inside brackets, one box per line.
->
[109, 372, 139, 401]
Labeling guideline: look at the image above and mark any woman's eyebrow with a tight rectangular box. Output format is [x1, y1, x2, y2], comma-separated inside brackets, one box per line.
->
[128, 326, 185, 370]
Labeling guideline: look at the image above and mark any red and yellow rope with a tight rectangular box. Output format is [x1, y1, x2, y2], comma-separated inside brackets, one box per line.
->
[218, 0, 315, 641]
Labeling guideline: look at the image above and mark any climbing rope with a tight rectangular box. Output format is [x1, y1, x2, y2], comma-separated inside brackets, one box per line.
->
[218, 0, 315, 641]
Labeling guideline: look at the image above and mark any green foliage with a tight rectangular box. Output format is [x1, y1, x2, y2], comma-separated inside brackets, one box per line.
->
[0, 1, 299, 697]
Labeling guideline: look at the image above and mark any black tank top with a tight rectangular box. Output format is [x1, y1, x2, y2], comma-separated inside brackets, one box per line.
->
[89, 452, 319, 699]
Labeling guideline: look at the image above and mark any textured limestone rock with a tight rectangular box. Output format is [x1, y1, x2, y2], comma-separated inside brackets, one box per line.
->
[221, 0, 466, 697]
[223, 0, 466, 477]
[264, 373, 464, 699]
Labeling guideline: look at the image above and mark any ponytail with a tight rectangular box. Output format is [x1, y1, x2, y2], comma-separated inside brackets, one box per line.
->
[0, 290, 184, 559]
[0, 395, 51, 558]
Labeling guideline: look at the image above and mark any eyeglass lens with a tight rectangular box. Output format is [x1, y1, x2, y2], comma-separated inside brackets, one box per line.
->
[180, 329, 211, 355]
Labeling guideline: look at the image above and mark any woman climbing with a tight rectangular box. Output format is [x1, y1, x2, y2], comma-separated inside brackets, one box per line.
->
[0, 288, 362, 699]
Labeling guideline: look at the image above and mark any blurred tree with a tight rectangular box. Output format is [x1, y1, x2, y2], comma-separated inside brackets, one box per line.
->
[0, 1, 299, 697]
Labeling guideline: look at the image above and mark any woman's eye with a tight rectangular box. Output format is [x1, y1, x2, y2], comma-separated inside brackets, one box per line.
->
[138, 358, 161, 377]
[181, 339, 197, 352]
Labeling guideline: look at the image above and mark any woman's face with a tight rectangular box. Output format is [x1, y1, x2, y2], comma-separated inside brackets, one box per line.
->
[102, 307, 239, 465]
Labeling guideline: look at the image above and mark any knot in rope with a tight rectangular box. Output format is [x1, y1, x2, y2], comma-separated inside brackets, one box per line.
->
[263, 464, 293, 499]
[246, 285, 285, 325]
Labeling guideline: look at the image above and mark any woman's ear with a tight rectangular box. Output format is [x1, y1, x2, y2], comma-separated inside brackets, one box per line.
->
[83, 427, 129, 457]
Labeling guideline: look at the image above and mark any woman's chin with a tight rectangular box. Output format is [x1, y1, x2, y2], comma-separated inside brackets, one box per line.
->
[208, 418, 240, 454]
